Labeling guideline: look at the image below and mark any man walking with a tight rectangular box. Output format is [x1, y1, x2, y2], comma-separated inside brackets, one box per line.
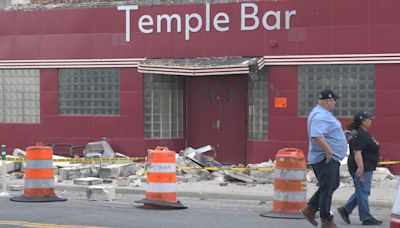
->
[300, 89, 348, 228]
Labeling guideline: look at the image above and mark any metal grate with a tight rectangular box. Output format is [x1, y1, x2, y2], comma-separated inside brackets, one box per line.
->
[58, 68, 120, 115]
[144, 74, 184, 139]
[298, 65, 375, 117]
[248, 68, 268, 140]
[0, 69, 40, 123]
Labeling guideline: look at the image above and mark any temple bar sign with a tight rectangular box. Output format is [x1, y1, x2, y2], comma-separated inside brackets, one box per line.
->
[118, 3, 296, 42]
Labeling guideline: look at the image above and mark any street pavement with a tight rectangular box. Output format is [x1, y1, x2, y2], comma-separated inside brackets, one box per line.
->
[0, 178, 396, 227]
[0, 193, 392, 228]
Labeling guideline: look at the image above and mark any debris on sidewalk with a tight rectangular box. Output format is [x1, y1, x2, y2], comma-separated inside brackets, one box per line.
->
[180, 146, 262, 184]
[74, 177, 103, 186]
[87, 186, 116, 201]
[1, 155, 17, 173]
[84, 140, 115, 158]
[2, 142, 398, 202]
[116, 177, 130, 186]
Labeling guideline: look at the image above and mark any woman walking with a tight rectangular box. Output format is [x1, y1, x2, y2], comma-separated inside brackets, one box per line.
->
[337, 111, 382, 226]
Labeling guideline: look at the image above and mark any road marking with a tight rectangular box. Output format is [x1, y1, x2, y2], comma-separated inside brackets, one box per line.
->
[0, 221, 104, 228]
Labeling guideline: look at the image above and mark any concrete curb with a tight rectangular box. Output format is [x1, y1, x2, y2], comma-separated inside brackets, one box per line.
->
[54, 184, 394, 208]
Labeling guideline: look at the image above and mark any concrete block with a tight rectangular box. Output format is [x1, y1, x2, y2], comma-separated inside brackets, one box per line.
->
[54, 175, 63, 183]
[223, 171, 255, 183]
[59, 166, 92, 180]
[87, 186, 116, 201]
[8, 184, 24, 191]
[0, 160, 16, 173]
[99, 164, 132, 178]
[140, 176, 147, 183]
[102, 179, 113, 184]
[131, 178, 142, 187]
[79, 167, 92, 178]
[119, 163, 135, 177]
[59, 167, 82, 180]
[177, 175, 190, 183]
[373, 167, 393, 180]
[176, 156, 210, 179]
[74, 177, 103, 186]
[116, 177, 130, 186]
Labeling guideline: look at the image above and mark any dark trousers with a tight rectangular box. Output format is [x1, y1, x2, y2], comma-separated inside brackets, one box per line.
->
[308, 159, 340, 219]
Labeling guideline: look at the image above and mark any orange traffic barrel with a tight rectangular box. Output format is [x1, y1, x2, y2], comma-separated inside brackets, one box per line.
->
[391, 176, 400, 227]
[10, 143, 66, 202]
[135, 147, 186, 209]
[260, 148, 306, 219]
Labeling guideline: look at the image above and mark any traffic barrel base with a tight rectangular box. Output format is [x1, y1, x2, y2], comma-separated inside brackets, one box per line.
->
[260, 211, 304, 219]
[135, 198, 187, 209]
[10, 196, 66, 202]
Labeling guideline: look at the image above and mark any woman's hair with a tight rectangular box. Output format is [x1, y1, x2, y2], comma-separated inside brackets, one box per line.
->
[347, 120, 361, 130]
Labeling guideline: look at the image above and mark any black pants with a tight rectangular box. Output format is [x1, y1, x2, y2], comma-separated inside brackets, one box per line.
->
[308, 159, 340, 219]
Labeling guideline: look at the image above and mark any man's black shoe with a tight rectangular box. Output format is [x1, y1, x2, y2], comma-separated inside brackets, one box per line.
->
[337, 207, 350, 224]
[362, 218, 382, 225]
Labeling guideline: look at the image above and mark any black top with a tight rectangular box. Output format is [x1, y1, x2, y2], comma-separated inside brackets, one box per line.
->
[348, 128, 380, 173]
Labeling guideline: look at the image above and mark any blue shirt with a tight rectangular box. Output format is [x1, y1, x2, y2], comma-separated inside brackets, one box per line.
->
[307, 105, 347, 164]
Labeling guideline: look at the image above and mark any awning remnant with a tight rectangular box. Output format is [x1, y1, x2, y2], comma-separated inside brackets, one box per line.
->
[138, 57, 264, 76]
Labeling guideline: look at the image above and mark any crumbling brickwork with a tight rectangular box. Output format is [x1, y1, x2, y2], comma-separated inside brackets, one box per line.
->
[3, 0, 258, 11]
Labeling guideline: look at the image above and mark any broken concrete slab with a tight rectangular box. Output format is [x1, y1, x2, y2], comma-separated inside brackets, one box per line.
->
[181, 150, 256, 183]
[99, 164, 133, 179]
[373, 167, 394, 180]
[12, 149, 25, 171]
[84, 140, 114, 158]
[128, 176, 142, 187]
[223, 171, 255, 183]
[8, 185, 24, 191]
[176, 175, 190, 183]
[52, 154, 73, 167]
[131, 178, 142, 187]
[102, 179, 113, 184]
[247, 161, 275, 184]
[59, 166, 92, 180]
[176, 156, 210, 180]
[74, 177, 103, 186]
[87, 186, 116, 201]
[59, 167, 81, 180]
[1, 156, 17, 173]
[12, 148, 26, 157]
[116, 177, 130, 186]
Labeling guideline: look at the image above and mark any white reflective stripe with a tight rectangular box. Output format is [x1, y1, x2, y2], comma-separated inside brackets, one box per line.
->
[273, 169, 306, 180]
[26, 160, 53, 169]
[146, 183, 176, 193]
[148, 163, 176, 173]
[25, 179, 54, 188]
[393, 176, 400, 214]
[274, 191, 306, 202]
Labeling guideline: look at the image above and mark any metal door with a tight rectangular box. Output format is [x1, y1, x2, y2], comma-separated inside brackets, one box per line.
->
[186, 76, 247, 164]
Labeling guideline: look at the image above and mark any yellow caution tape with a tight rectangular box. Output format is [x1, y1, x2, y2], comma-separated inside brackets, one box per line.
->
[4, 156, 399, 169]
[5, 157, 145, 163]
[378, 161, 400, 165]
[177, 166, 275, 171]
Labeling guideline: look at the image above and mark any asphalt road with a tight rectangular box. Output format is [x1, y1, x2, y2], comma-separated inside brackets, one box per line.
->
[0, 192, 392, 228]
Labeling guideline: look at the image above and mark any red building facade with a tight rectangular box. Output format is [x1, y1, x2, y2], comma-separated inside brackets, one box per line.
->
[1, 1, 400, 172]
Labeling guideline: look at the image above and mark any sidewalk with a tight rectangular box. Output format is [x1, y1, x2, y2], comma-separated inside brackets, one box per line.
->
[51, 179, 397, 208]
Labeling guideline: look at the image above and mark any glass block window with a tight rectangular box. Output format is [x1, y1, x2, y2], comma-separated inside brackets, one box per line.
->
[59, 68, 120, 115]
[298, 65, 375, 117]
[248, 69, 268, 140]
[0, 69, 40, 123]
[144, 74, 184, 138]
